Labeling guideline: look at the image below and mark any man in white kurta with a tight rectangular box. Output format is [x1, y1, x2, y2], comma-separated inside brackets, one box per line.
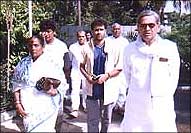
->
[121, 10, 180, 132]
[107, 23, 129, 112]
[69, 30, 87, 117]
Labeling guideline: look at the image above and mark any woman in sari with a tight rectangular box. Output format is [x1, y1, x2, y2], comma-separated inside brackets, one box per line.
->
[12, 34, 66, 132]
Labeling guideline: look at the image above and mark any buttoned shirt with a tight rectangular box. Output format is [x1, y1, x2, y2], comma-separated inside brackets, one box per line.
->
[81, 39, 123, 105]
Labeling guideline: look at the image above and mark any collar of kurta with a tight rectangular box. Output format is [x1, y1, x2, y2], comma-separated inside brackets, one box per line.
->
[89, 38, 109, 55]
[135, 35, 162, 58]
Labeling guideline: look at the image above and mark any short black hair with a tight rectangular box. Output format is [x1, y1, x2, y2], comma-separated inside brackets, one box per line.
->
[91, 19, 107, 30]
[39, 19, 56, 32]
[85, 30, 92, 36]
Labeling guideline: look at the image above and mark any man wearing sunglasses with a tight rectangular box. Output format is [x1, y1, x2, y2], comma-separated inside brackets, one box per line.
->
[121, 10, 180, 132]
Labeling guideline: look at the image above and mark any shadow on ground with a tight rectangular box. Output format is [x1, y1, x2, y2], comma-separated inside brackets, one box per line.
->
[1, 89, 190, 132]
[1, 126, 18, 133]
[174, 89, 191, 132]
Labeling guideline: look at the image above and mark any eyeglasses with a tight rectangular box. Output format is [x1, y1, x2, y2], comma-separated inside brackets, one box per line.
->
[139, 23, 156, 29]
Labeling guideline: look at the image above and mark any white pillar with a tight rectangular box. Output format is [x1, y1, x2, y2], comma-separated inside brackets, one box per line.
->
[6, 10, 13, 91]
[28, 0, 32, 37]
[77, 0, 81, 26]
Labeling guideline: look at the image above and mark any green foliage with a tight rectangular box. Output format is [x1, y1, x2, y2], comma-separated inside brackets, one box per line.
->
[164, 13, 190, 84]
[0, 1, 53, 68]
[1, 0, 190, 71]
[0, 1, 52, 111]
[165, 13, 190, 63]
[0, 0, 190, 111]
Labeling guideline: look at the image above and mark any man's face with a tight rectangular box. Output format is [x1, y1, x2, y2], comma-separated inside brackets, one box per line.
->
[92, 25, 106, 42]
[86, 33, 92, 41]
[112, 25, 121, 38]
[41, 29, 55, 44]
[27, 38, 44, 61]
[77, 32, 86, 45]
[138, 16, 160, 44]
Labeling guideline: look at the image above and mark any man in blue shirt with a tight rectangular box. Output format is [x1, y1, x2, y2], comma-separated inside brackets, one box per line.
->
[80, 19, 122, 132]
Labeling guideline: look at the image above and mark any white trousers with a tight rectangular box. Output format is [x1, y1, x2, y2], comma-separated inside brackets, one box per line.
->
[71, 78, 86, 110]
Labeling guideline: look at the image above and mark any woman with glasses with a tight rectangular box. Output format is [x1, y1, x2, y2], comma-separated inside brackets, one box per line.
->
[121, 10, 180, 132]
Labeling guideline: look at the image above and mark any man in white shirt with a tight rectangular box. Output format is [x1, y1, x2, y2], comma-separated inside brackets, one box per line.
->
[68, 30, 87, 117]
[107, 23, 129, 114]
[121, 10, 180, 132]
[39, 19, 69, 118]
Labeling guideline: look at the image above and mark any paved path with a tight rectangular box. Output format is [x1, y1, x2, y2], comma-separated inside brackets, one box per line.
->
[1, 109, 123, 132]
[1, 89, 190, 132]
[1, 109, 190, 132]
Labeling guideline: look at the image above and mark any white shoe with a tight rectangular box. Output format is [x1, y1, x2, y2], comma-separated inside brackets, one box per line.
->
[69, 110, 78, 118]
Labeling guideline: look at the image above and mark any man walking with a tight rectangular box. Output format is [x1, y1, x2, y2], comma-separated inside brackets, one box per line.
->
[80, 19, 122, 132]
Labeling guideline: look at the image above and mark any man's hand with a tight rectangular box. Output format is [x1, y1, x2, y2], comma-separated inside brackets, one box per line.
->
[97, 74, 109, 84]
[87, 75, 98, 84]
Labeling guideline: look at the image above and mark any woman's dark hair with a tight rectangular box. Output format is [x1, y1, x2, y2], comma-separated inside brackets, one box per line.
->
[26, 34, 45, 46]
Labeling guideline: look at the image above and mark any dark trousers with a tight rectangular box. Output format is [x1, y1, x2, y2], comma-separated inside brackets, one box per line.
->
[86, 98, 114, 132]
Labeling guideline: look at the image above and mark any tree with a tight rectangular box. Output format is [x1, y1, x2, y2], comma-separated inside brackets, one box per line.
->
[164, 13, 190, 84]
[0, 0, 190, 111]
[0, 1, 52, 111]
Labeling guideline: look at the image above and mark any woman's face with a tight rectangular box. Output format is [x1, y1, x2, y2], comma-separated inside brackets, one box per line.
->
[27, 38, 44, 61]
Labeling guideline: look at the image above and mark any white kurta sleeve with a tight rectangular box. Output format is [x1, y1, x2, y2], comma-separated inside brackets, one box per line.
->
[123, 45, 131, 89]
[168, 42, 180, 93]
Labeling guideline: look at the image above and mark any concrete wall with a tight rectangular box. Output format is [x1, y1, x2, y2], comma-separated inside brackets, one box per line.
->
[58, 25, 171, 46]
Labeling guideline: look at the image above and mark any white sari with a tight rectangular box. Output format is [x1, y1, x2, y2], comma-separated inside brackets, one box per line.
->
[12, 53, 67, 132]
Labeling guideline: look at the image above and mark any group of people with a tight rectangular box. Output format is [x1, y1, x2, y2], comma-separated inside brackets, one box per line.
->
[12, 10, 180, 132]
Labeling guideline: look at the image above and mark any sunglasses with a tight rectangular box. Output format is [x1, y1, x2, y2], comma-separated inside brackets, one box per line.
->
[139, 23, 156, 29]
